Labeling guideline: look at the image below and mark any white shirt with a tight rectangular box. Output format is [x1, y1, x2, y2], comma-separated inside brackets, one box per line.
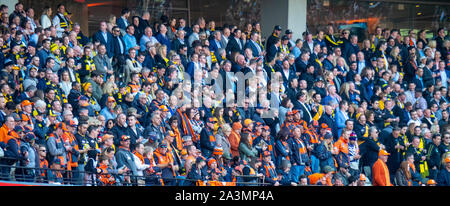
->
[40, 15, 52, 29]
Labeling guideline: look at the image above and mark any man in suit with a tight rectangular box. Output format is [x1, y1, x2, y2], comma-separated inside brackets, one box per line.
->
[226, 29, 244, 58]
[244, 31, 264, 58]
[92, 21, 114, 58]
[220, 27, 231, 50]
[116, 8, 130, 35]
[111, 26, 126, 74]
[156, 24, 171, 54]
[293, 91, 313, 124]
[302, 33, 314, 54]
[422, 59, 435, 88]
[209, 31, 223, 53]
[266, 25, 282, 49]
[93, 44, 113, 76]
[178, 18, 190, 37]
[356, 51, 366, 74]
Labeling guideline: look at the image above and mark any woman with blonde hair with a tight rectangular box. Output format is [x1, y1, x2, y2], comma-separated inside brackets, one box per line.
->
[389, 45, 403, 72]
[428, 40, 437, 58]
[106, 14, 117, 33]
[40, 6, 52, 29]
[155, 44, 169, 66]
[215, 123, 232, 160]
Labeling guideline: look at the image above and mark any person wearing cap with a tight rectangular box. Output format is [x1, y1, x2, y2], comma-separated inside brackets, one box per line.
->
[153, 140, 179, 186]
[261, 150, 280, 186]
[82, 82, 102, 113]
[115, 134, 139, 180]
[100, 96, 117, 122]
[0, 125, 27, 180]
[436, 156, 450, 186]
[47, 157, 64, 184]
[47, 122, 72, 168]
[372, 149, 393, 186]
[228, 122, 242, 158]
[254, 125, 275, 158]
[61, 120, 80, 184]
[199, 117, 218, 158]
[348, 132, 361, 176]
[16, 132, 39, 182]
[334, 129, 351, 172]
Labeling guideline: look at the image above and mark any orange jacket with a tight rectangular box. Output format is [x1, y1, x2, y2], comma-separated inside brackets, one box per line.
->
[0, 124, 10, 143]
[372, 158, 393, 186]
[228, 131, 241, 158]
[334, 137, 349, 154]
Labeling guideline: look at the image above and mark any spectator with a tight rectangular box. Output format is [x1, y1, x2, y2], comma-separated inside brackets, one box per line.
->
[372, 149, 393, 186]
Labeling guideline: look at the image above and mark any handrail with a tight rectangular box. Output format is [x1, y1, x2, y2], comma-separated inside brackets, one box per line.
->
[0, 161, 271, 186]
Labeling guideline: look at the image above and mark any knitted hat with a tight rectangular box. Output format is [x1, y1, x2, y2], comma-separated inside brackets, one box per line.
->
[207, 158, 217, 167]
[50, 43, 59, 53]
[232, 122, 242, 130]
[213, 146, 224, 156]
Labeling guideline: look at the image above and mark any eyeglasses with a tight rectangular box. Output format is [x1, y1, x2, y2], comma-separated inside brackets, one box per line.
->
[114, 30, 120, 32]
[39, 150, 46, 152]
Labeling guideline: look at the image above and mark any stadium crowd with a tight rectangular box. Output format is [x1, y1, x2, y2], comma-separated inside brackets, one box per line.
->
[0, 2, 449, 186]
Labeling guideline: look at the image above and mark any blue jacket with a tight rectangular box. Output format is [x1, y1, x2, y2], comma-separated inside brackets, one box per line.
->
[287, 137, 310, 166]
[209, 39, 223, 53]
[334, 108, 348, 137]
[116, 17, 128, 31]
[275, 139, 290, 168]
[244, 40, 263, 57]
[156, 33, 171, 55]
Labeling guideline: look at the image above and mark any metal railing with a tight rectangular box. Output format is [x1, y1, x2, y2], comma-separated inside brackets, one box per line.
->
[0, 157, 270, 186]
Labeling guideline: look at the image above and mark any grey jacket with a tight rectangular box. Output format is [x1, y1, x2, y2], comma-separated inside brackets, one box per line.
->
[115, 147, 138, 176]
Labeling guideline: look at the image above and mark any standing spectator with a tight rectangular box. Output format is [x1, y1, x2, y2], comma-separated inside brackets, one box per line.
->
[52, 4, 69, 38]
[93, 22, 114, 58]
[123, 25, 139, 53]
[156, 24, 171, 55]
[372, 149, 393, 186]
[40, 6, 52, 29]
[116, 8, 130, 36]
[115, 135, 138, 182]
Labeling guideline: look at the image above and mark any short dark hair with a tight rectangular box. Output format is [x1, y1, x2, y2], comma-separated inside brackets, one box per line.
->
[121, 8, 130, 15]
